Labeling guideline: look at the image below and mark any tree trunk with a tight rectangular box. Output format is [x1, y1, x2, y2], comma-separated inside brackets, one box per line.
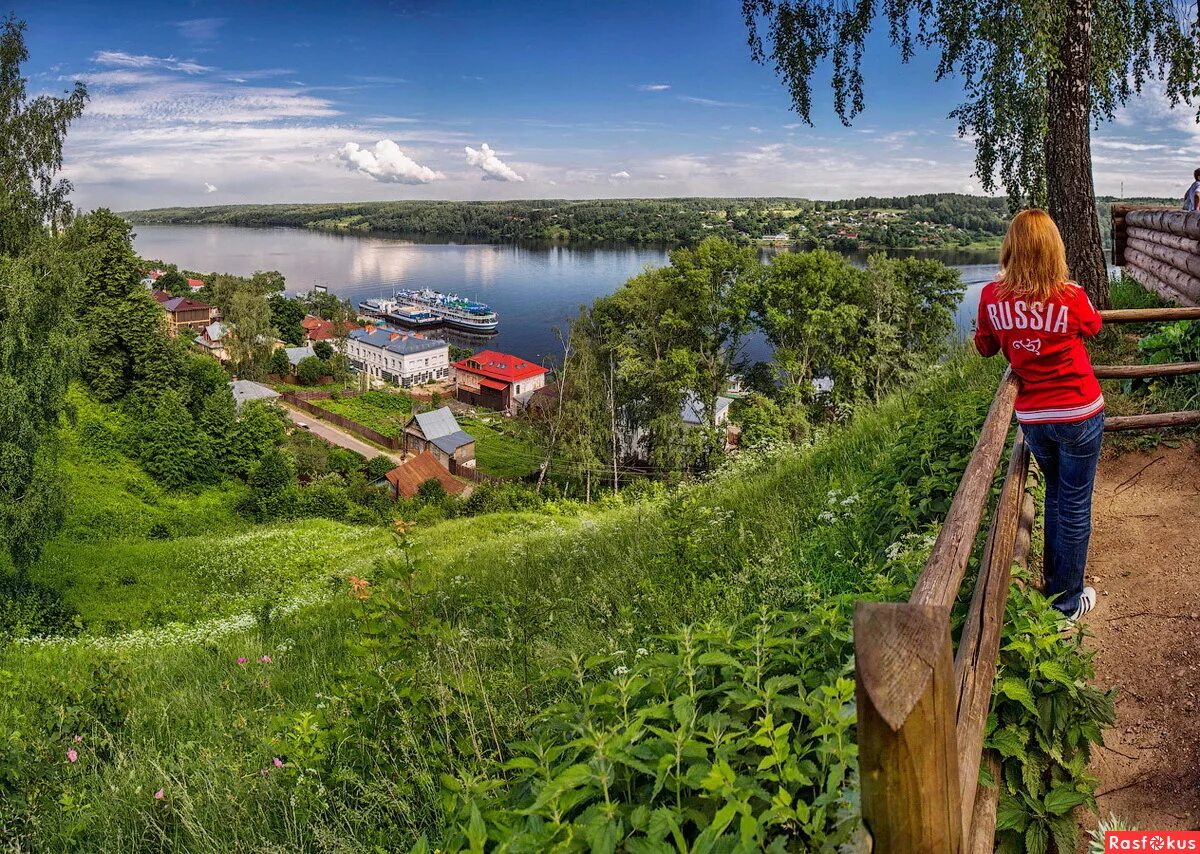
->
[1045, 0, 1109, 309]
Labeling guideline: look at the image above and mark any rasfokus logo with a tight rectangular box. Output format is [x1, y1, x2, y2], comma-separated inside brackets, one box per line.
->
[1108, 831, 1200, 850]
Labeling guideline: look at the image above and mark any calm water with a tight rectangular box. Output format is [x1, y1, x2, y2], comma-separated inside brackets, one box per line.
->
[131, 224, 1000, 365]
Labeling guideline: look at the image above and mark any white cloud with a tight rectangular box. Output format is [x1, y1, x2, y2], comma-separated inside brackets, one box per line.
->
[609, 170, 631, 179]
[204, 181, 217, 193]
[93, 50, 211, 75]
[337, 140, 444, 184]
[678, 96, 746, 108]
[635, 83, 670, 92]
[464, 143, 524, 182]
[176, 18, 226, 41]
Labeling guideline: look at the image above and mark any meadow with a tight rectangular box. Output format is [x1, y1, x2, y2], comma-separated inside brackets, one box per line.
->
[1, 351, 1019, 850]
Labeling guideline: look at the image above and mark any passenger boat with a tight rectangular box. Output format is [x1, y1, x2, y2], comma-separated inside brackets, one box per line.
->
[394, 288, 499, 332]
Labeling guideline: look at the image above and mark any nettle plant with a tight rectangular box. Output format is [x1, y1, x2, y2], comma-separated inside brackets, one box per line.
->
[429, 607, 862, 853]
[988, 574, 1115, 854]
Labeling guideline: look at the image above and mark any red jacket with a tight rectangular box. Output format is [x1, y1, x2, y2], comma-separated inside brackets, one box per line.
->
[974, 281, 1104, 424]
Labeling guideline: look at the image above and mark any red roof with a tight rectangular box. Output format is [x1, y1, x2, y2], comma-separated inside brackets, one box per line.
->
[301, 315, 360, 341]
[478, 378, 508, 392]
[187, 277, 204, 288]
[453, 350, 547, 384]
[384, 451, 468, 499]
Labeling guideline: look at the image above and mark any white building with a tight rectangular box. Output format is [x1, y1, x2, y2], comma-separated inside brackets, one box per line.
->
[346, 328, 450, 387]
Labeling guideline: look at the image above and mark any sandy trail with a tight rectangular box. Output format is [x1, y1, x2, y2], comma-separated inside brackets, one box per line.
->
[1079, 440, 1200, 834]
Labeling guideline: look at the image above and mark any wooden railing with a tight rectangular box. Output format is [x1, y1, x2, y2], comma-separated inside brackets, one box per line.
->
[855, 305, 1200, 851]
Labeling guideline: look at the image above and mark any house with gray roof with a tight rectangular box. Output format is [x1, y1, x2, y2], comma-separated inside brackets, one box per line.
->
[680, 393, 734, 427]
[345, 328, 450, 388]
[284, 344, 317, 367]
[403, 405, 475, 471]
[229, 379, 281, 410]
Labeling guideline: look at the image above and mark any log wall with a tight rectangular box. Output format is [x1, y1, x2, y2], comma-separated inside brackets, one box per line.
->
[1112, 205, 1200, 307]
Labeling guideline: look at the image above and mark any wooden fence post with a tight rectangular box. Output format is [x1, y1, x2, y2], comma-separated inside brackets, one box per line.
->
[855, 602, 963, 852]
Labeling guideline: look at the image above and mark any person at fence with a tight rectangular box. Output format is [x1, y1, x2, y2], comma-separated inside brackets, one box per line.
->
[974, 209, 1104, 622]
[1184, 167, 1200, 211]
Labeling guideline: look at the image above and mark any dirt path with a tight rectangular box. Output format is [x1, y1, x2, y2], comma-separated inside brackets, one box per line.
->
[1080, 440, 1200, 833]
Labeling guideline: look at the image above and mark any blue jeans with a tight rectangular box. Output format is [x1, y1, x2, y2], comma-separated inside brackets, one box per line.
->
[1021, 412, 1104, 615]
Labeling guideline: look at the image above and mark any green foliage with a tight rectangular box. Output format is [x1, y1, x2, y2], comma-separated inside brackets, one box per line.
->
[130, 390, 216, 491]
[366, 454, 396, 481]
[295, 355, 325, 386]
[244, 448, 297, 522]
[0, 573, 78, 640]
[269, 347, 291, 376]
[268, 292, 306, 345]
[438, 608, 860, 852]
[153, 269, 188, 296]
[988, 576, 1115, 854]
[313, 340, 334, 361]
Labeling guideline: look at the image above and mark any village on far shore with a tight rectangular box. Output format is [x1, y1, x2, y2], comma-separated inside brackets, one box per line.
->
[142, 267, 744, 500]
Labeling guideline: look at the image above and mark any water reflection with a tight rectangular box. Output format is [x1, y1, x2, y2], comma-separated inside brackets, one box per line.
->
[132, 224, 1000, 364]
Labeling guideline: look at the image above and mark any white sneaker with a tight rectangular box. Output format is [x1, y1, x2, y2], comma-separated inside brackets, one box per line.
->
[1066, 586, 1097, 622]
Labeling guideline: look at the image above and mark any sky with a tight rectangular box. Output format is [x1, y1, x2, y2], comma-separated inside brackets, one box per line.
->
[17, 0, 1200, 210]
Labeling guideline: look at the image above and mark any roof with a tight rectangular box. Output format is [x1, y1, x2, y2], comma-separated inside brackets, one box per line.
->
[201, 321, 229, 342]
[412, 406, 464, 440]
[385, 451, 468, 499]
[229, 380, 280, 408]
[303, 315, 360, 341]
[453, 349, 547, 383]
[187, 278, 204, 288]
[284, 345, 316, 366]
[152, 290, 212, 314]
[680, 393, 734, 426]
[478, 378, 508, 392]
[430, 430, 475, 455]
[349, 327, 447, 355]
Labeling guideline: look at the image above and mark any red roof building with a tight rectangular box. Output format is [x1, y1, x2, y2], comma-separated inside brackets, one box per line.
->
[300, 314, 361, 342]
[384, 451, 470, 499]
[452, 350, 548, 413]
[151, 290, 216, 335]
[187, 277, 205, 291]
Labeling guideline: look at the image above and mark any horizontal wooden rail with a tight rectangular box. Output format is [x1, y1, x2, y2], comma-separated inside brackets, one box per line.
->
[1104, 410, 1200, 431]
[1094, 362, 1200, 379]
[953, 433, 1030, 839]
[909, 370, 1017, 610]
[1100, 306, 1200, 323]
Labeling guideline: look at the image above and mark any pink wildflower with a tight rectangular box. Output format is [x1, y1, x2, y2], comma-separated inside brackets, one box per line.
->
[259, 655, 272, 664]
[154, 789, 165, 801]
[237, 656, 247, 665]
[66, 749, 78, 764]
[273, 757, 284, 769]
[73, 735, 83, 743]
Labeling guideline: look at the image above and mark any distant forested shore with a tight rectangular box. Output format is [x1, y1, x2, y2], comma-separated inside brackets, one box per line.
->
[121, 194, 1171, 251]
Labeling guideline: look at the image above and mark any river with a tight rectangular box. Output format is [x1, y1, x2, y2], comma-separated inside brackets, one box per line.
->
[130, 224, 1000, 366]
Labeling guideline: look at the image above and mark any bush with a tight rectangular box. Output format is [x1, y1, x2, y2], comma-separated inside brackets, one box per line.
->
[313, 341, 334, 361]
[269, 348, 291, 377]
[365, 455, 396, 481]
[295, 356, 325, 386]
[302, 475, 351, 519]
[328, 447, 365, 477]
[0, 574, 79, 640]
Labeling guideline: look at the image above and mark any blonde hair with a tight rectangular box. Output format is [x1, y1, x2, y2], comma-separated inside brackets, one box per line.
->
[998, 209, 1071, 300]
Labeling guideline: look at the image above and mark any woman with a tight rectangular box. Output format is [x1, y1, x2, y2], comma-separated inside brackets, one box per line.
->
[975, 209, 1104, 622]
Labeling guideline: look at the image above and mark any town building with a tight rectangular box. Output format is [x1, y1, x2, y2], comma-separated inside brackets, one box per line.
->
[284, 344, 317, 368]
[187, 277, 205, 293]
[384, 451, 470, 500]
[301, 314, 359, 342]
[345, 328, 450, 387]
[403, 406, 476, 472]
[680, 392, 739, 452]
[152, 290, 216, 335]
[194, 321, 231, 361]
[452, 349, 548, 413]
[229, 379, 280, 410]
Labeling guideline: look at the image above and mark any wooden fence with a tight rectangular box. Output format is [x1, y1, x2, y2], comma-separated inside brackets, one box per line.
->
[857, 305, 1200, 850]
[1112, 205, 1200, 306]
[279, 392, 402, 451]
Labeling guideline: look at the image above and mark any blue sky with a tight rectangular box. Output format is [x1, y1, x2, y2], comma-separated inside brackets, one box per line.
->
[18, 0, 1199, 209]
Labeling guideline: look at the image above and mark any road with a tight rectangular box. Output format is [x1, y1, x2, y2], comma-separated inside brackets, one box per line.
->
[281, 404, 404, 464]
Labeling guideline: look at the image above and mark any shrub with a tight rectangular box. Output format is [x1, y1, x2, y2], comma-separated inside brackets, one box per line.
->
[365, 455, 396, 481]
[0, 574, 79, 640]
[302, 475, 351, 519]
[313, 341, 334, 361]
[269, 348, 291, 377]
[328, 447, 365, 477]
[295, 356, 325, 386]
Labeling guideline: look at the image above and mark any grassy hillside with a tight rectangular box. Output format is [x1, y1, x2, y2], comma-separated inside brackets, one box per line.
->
[1, 352, 1015, 850]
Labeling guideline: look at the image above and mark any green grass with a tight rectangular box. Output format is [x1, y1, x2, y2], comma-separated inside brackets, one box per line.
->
[457, 415, 544, 478]
[0, 354, 1006, 850]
